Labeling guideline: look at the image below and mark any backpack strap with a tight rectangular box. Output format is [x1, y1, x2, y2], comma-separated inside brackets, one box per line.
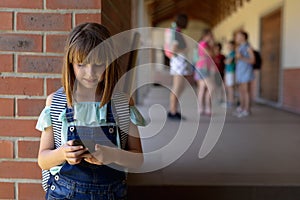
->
[42, 87, 67, 191]
[112, 92, 130, 149]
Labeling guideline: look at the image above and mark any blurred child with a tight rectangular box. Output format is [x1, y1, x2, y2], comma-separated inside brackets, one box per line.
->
[224, 40, 236, 108]
[194, 29, 215, 115]
[213, 42, 225, 103]
[213, 43, 225, 80]
[234, 31, 255, 117]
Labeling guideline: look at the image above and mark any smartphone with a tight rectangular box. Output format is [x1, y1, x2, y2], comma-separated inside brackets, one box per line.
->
[73, 139, 85, 148]
[71, 126, 118, 153]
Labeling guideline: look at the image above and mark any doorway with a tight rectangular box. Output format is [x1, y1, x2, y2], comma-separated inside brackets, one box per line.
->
[260, 8, 282, 102]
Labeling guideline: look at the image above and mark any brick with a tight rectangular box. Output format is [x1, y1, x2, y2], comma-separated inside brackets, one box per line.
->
[0, 119, 40, 137]
[284, 69, 300, 80]
[17, 99, 45, 116]
[0, 0, 43, 9]
[0, 182, 14, 199]
[46, 78, 62, 95]
[0, 98, 14, 116]
[283, 69, 300, 113]
[18, 55, 63, 74]
[0, 77, 43, 96]
[17, 13, 72, 31]
[0, 34, 42, 52]
[0, 12, 13, 30]
[46, 34, 67, 53]
[0, 140, 14, 158]
[46, 0, 101, 9]
[0, 54, 14, 72]
[75, 13, 101, 25]
[18, 141, 40, 158]
[19, 183, 45, 200]
[0, 161, 41, 179]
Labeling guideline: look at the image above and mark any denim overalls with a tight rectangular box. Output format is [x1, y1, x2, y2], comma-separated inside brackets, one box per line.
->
[46, 102, 127, 200]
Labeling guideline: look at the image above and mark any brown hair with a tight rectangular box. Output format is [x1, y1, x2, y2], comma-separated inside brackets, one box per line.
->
[175, 14, 188, 29]
[215, 42, 223, 51]
[62, 23, 120, 107]
[237, 30, 248, 40]
[200, 28, 212, 41]
[229, 40, 235, 46]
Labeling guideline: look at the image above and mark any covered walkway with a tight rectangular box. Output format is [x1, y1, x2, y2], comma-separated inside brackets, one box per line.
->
[127, 77, 300, 199]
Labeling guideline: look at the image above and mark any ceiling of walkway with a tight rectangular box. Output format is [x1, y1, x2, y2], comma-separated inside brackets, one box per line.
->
[146, 0, 251, 27]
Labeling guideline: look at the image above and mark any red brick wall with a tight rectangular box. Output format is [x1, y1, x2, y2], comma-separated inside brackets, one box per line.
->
[283, 68, 300, 114]
[0, 0, 133, 199]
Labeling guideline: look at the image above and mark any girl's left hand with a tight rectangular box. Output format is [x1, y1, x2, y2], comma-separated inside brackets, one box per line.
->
[84, 144, 117, 165]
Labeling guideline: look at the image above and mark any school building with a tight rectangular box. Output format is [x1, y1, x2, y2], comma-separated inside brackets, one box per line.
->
[0, 0, 299, 199]
[145, 0, 300, 114]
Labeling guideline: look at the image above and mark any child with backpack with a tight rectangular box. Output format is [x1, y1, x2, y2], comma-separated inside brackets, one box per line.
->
[234, 31, 255, 117]
[36, 23, 146, 200]
[164, 14, 192, 120]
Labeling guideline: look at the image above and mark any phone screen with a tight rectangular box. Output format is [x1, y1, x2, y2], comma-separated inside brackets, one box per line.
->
[72, 126, 119, 153]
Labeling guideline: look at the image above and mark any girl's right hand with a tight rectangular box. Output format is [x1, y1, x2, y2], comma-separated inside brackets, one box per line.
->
[60, 140, 88, 165]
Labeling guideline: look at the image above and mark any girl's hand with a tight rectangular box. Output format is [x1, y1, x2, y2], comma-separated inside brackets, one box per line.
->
[61, 140, 88, 165]
[84, 144, 117, 165]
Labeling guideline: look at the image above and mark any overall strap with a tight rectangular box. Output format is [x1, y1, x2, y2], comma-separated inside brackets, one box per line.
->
[65, 106, 75, 123]
[65, 93, 130, 149]
[64, 99, 127, 149]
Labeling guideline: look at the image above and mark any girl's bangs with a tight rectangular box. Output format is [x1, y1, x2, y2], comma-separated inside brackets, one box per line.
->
[68, 43, 90, 64]
[69, 39, 115, 66]
[85, 41, 116, 66]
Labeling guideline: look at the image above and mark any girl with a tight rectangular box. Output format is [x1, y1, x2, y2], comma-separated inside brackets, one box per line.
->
[36, 23, 145, 200]
[213, 42, 226, 104]
[167, 13, 192, 120]
[194, 29, 215, 116]
[234, 30, 255, 117]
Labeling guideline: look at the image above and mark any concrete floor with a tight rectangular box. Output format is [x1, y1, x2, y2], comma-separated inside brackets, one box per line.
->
[128, 85, 300, 187]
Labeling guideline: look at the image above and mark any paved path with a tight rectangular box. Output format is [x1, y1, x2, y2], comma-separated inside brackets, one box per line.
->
[128, 85, 300, 186]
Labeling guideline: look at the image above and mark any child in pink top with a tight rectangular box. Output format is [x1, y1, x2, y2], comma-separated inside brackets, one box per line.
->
[194, 29, 215, 115]
[196, 40, 213, 72]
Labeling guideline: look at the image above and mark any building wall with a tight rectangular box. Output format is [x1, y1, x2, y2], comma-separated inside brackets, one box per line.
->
[213, 0, 283, 50]
[0, 0, 131, 199]
[281, 0, 300, 113]
[213, 0, 300, 114]
[101, 0, 132, 35]
[282, 0, 300, 68]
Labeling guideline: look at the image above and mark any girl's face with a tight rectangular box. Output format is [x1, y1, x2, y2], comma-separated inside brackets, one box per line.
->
[227, 43, 234, 51]
[235, 33, 244, 44]
[204, 33, 213, 42]
[73, 63, 106, 89]
[214, 45, 221, 54]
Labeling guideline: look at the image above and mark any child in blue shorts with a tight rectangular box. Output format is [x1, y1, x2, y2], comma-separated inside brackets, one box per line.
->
[234, 31, 255, 117]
